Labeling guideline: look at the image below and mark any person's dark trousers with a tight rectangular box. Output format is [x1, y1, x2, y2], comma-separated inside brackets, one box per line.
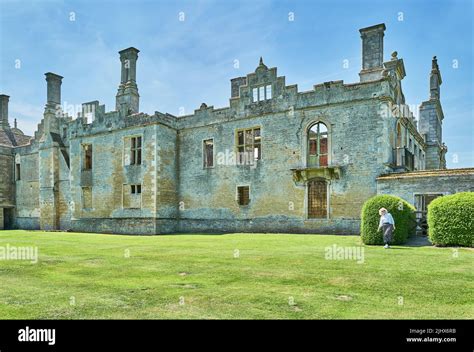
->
[382, 223, 394, 244]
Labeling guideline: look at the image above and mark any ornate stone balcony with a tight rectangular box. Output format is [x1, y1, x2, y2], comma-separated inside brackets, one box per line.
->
[291, 165, 342, 183]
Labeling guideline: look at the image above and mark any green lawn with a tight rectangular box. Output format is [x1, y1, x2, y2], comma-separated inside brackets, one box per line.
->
[0, 230, 472, 319]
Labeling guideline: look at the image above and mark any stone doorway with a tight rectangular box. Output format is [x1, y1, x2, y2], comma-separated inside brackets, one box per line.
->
[3, 208, 14, 230]
[414, 194, 443, 236]
[308, 179, 327, 219]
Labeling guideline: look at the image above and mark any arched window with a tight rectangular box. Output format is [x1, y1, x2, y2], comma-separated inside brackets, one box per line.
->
[308, 122, 328, 167]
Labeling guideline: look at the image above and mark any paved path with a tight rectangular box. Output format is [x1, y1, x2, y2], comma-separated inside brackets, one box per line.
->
[406, 236, 432, 247]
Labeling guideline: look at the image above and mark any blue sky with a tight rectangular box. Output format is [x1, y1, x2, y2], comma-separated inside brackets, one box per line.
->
[0, 0, 472, 167]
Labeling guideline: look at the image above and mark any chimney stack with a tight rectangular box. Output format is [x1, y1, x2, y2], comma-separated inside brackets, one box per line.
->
[116, 47, 140, 115]
[0, 94, 10, 129]
[359, 23, 386, 82]
[45, 72, 63, 107]
[429, 56, 442, 100]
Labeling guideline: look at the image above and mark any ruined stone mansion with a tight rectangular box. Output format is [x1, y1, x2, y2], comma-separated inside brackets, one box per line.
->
[1, 23, 473, 234]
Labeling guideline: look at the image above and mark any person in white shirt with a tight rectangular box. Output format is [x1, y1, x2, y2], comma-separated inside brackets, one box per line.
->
[378, 207, 395, 249]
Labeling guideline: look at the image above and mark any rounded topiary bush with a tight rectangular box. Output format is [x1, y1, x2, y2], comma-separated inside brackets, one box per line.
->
[428, 192, 474, 247]
[360, 194, 415, 245]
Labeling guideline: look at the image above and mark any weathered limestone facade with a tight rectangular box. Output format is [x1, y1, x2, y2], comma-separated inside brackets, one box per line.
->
[1, 24, 472, 234]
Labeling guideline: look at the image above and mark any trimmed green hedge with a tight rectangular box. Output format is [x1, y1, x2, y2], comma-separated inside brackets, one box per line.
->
[428, 192, 474, 247]
[361, 195, 415, 245]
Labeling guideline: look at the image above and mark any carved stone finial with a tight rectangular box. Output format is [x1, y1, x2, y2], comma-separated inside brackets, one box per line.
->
[14, 118, 17, 129]
[200, 103, 208, 109]
[259, 57, 264, 65]
[391, 51, 398, 60]
[432, 56, 438, 70]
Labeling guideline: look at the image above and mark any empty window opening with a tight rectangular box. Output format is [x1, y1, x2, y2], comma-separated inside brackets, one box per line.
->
[308, 122, 328, 167]
[83, 144, 92, 170]
[131, 184, 142, 194]
[203, 139, 214, 168]
[123, 184, 142, 209]
[237, 127, 261, 164]
[266, 85, 272, 99]
[130, 136, 142, 165]
[15, 163, 21, 181]
[252, 85, 272, 102]
[252, 88, 258, 102]
[259, 86, 265, 101]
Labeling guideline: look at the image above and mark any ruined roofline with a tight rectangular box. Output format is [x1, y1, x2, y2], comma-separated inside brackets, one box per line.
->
[18, 23, 434, 139]
[177, 75, 392, 121]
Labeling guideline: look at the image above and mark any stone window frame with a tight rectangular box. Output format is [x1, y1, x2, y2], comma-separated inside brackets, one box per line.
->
[130, 135, 142, 165]
[15, 154, 21, 181]
[123, 134, 144, 166]
[252, 84, 272, 102]
[235, 126, 262, 165]
[304, 178, 330, 220]
[81, 143, 93, 171]
[15, 163, 21, 181]
[122, 183, 142, 209]
[202, 138, 215, 169]
[308, 122, 329, 167]
[302, 119, 332, 168]
[236, 184, 251, 206]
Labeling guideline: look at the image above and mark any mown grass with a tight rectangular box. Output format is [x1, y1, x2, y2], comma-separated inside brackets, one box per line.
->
[0, 230, 472, 319]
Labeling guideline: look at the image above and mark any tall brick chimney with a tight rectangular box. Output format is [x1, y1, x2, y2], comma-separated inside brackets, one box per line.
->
[359, 23, 386, 82]
[0, 94, 10, 130]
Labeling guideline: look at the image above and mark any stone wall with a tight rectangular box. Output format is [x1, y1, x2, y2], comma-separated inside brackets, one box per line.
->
[0, 145, 14, 208]
[68, 114, 178, 234]
[175, 64, 399, 234]
[5, 24, 458, 236]
[14, 149, 40, 228]
[377, 168, 474, 206]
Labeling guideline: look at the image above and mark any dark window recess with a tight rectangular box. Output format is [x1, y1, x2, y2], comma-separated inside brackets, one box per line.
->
[15, 164, 21, 181]
[83, 144, 92, 170]
[131, 136, 142, 165]
[131, 184, 142, 194]
[236, 127, 261, 164]
[237, 186, 250, 206]
[203, 139, 214, 168]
